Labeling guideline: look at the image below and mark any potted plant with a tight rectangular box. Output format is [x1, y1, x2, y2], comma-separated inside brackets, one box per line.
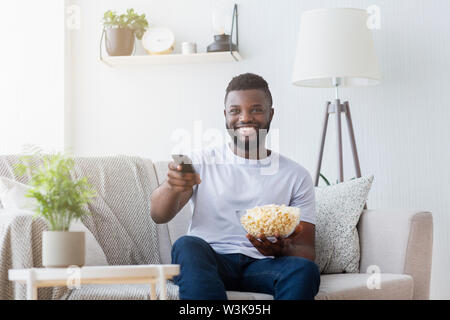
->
[102, 8, 149, 56]
[14, 148, 96, 268]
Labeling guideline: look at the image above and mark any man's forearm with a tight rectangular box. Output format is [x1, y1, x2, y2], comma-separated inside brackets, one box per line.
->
[281, 242, 316, 262]
[150, 182, 192, 224]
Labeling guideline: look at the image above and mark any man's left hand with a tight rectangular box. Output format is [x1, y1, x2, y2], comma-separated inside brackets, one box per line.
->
[246, 224, 304, 257]
[246, 232, 285, 256]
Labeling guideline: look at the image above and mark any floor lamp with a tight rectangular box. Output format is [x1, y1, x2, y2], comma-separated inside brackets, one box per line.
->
[292, 8, 381, 197]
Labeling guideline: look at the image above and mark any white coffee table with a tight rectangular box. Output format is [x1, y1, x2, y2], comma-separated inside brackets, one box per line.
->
[8, 264, 180, 300]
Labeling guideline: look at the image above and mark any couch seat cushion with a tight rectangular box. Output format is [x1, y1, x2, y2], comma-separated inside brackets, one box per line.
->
[315, 273, 414, 300]
[62, 273, 413, 300]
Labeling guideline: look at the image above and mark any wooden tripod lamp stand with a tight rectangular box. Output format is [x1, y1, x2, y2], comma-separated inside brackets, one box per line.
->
[292, 8, 381, 193]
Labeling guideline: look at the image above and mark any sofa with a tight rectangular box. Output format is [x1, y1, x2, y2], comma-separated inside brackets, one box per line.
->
[0, 155, 433, 300]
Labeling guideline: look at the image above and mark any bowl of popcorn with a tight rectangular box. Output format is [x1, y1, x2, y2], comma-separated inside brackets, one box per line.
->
[237, 204, 301, 238]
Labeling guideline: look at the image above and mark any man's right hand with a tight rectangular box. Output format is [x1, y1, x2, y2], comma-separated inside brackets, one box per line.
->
[167, 161, 201, 193]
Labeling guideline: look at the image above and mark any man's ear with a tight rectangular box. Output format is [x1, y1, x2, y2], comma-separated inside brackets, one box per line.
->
[224, 108, 226, 117]
[270, 107, 274, 121]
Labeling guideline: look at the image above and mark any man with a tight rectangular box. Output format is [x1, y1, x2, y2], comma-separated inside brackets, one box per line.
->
[150, 73, 320, 300]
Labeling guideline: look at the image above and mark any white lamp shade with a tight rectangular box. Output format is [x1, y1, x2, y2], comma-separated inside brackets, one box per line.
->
[292, 8, 381, 88]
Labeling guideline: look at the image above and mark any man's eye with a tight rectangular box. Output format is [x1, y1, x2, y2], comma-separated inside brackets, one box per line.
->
[253, 108, 263, 113]
[230, 109, 239, 114]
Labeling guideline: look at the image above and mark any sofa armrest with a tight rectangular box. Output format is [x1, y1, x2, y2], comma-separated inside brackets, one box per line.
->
[0, 210, 54, 299]
[357, 209, 433, 299]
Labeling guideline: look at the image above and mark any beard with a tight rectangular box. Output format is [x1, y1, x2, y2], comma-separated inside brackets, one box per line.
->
[226, 121, 271, 152]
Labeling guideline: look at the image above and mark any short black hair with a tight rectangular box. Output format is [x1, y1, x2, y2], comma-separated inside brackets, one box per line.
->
[224, 73, 273, 107]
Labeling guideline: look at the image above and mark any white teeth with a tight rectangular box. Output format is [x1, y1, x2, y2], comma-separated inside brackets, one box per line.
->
[237, 127, 257, 136]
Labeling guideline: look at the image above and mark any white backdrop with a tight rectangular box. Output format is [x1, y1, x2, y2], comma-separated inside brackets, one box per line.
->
[0, 0, 64, 154]
[67, 0, 450, 298]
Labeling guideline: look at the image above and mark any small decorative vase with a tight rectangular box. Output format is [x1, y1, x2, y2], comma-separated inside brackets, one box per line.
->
[207, 34, 238, 52]
[42, 231, 85, 268]
[105, 28, 135, 56]
[181, 42, 197, 54]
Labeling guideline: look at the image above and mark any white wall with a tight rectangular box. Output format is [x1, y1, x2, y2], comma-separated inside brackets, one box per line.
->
[67, 0, 450, 299]
[0, 0, 65, 154]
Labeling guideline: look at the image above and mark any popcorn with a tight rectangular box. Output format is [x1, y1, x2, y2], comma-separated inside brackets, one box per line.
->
[240, 204, 301, 237]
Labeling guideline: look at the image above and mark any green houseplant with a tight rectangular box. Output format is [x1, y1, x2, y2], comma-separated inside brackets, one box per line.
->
[102, 8, 149, 56]
[14, 148, 96, 267]
[319, 173, 356, 186]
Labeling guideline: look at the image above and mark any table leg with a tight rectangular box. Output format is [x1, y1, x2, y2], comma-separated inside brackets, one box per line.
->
[150, 280, 157, 300]
[158, 265, 167, 300]
[26, 269, 37, 300]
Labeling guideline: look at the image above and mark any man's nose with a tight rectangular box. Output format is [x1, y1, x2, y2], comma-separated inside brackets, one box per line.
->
[239, 110, 253, 122]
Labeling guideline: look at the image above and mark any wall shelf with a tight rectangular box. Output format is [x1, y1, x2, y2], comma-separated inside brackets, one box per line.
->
[100, 51, 242, 67]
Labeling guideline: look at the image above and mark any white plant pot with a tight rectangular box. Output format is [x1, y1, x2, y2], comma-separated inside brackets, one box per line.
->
[42, 231, 85, 268]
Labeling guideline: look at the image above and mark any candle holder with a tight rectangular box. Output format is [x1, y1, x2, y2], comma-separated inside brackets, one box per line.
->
[207, 3, 239, 59]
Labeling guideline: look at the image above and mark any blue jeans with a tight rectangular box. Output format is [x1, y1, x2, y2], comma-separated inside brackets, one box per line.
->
[171, 235, 320, 300]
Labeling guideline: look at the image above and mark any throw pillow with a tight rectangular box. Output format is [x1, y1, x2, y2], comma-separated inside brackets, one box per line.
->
[314, 175, 374, 274]
[0, 177, 38, 210]
[0, 177, 108, 266]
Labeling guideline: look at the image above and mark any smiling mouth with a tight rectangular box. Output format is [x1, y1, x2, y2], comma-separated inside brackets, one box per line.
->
[235, 126, 258, 136]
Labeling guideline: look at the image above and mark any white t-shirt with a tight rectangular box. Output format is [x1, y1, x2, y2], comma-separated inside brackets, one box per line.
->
[186, 143, 316, 259]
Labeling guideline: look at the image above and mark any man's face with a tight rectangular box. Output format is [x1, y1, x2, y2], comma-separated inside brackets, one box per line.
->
[224, 89, 274, 150]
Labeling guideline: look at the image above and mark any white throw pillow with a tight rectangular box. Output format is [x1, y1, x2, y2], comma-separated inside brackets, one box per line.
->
[0, 177, 38, 210]
[0, 177, 108, 266]
[314, 175, 374, 274]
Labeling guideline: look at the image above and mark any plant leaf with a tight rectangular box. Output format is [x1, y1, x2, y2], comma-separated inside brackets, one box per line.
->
[319, 173, 331, 186]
